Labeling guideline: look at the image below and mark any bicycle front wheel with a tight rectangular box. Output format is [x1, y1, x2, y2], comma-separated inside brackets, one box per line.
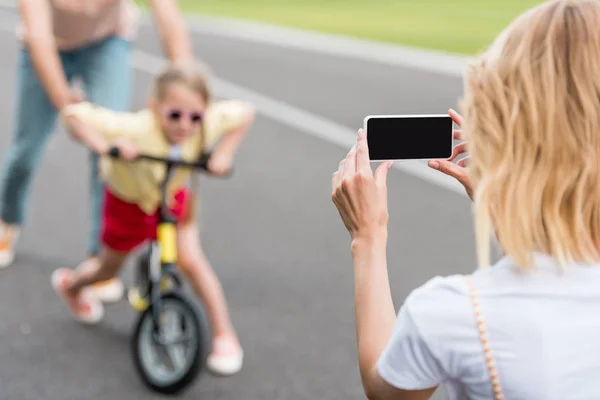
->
[131, 291, 209, 395]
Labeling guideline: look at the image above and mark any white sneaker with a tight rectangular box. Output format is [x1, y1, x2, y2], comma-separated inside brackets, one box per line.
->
[207, 337, 244, 376]
[0, 225, 19, 268]
[88, 278, 124, 303]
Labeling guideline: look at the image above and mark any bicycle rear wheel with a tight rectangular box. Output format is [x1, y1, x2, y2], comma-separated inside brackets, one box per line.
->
[131, 291, 209, 395]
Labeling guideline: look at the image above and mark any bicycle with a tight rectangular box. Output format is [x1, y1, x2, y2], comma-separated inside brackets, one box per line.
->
[107, 146, 230, 395]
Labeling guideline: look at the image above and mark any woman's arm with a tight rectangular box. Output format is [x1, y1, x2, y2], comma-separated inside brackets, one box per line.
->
[351, 235, 398, 397]
[332, 131, 439, 400]
[19, 0, 74, 111]
[147, 0, 194, 63]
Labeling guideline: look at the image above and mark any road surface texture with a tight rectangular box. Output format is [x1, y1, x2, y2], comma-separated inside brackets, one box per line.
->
[0, 6, 494, 400]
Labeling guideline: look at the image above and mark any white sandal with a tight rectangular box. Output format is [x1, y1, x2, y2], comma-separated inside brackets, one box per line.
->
[89, 278, 124, 303]
[51, 269, 104, 325]
[207, 336, 244, 376]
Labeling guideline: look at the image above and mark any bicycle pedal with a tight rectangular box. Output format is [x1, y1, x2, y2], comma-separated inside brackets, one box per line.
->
[128, 287, 149, 312]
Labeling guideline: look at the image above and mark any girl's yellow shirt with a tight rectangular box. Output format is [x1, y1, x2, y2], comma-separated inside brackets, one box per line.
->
[61, 100, 250, 214]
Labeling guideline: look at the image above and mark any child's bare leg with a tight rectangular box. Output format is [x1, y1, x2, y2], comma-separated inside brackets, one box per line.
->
[176, 222, 243, 375]
[51, 248, 128, 324]
[68, 248, 128, 294]
[177, 222, 238, 339]
[86, 254, 125, 304]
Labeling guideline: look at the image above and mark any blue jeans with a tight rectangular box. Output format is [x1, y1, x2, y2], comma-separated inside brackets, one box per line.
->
[0, 36, 133, 255]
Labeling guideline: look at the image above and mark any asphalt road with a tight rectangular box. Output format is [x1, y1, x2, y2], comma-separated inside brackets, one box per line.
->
[0, 7, 480, 400]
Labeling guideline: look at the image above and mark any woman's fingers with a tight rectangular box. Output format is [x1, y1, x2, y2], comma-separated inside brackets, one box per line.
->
[448, 108, 464, 126]
[428, 159, 473, 195]
[331, 128, 393, 239]
[344, 145, 357, 178]
[339, 159, 346, 179]
[331, 171, 339, 193]
[457, 156, 471, 168]
[428, 159, 460, 180]
[375, 160, 393, 192]
[449, 142, 468, 161]
[453, 129, 464, 141]
[356, 129, 372, 173]
[332, 159, 345, 193]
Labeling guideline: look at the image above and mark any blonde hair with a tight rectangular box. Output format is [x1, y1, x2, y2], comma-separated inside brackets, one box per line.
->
[153, 62, 212, 105]
[461, 0, 600, 270]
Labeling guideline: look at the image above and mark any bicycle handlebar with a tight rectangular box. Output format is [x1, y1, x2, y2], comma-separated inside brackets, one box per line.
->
[106, 146, 233, 177]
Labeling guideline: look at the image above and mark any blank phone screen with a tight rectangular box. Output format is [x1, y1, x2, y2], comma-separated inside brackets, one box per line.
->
[366, 116, 453, 160]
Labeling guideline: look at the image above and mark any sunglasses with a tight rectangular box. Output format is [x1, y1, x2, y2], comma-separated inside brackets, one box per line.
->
[162, 107, 204, 124]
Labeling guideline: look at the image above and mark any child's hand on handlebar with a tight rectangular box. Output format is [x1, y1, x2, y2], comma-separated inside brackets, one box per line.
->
[207, 153, 233, 176]
[108, 138, 140, 161]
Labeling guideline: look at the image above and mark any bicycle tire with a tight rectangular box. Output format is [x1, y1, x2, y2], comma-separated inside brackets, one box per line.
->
[131, 290, 210, 395]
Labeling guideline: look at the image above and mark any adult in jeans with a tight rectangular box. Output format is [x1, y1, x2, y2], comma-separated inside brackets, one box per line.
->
[0, 0, 194, 301]
[332, 0, 600, 398]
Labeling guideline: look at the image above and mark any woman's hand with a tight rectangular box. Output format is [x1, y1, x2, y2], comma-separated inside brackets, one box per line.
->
[332, 129, 394, 244]
[68, 88, 86, 105]
[427, 109, 474, 200]
[334, 130, 416, 400]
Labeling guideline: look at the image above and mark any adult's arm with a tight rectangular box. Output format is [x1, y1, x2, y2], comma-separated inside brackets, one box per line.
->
[19, 0, 73, 111]
[332, 132, 439, 400]
[147, 0, 194, 63]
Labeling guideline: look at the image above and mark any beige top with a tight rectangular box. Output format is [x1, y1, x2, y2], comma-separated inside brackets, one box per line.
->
[17, 0, 141, 50]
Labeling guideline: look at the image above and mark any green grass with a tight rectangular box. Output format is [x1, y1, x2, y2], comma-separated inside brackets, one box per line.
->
[168, 0, 545, 55]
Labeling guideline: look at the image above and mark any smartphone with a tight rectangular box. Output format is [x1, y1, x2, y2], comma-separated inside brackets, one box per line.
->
[363, 114, 453, 161]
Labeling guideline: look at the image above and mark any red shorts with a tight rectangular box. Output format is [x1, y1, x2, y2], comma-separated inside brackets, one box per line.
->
[101, 188, 190, 252]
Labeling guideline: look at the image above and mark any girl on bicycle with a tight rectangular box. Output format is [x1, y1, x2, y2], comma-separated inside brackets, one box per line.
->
[51, 62, 255, 377]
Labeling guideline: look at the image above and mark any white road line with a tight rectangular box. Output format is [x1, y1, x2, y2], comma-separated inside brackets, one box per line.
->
[172, 15, 468, 78]
[0, 19, 467, 198]
[139, 12, 469, 78]
[131, 50, 467, 197]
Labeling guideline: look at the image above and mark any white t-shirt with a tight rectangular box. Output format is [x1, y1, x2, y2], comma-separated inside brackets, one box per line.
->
[377, 253, 600, 399]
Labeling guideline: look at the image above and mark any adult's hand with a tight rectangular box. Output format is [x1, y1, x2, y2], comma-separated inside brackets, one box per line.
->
[331, 129, 393, 243]
[427, 109, 474, 200]
[68, 88, 86, 104]
[332, 130, 437, 400]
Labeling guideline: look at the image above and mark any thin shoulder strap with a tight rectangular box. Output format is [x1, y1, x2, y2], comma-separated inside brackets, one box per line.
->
[465, 275, 505, 400]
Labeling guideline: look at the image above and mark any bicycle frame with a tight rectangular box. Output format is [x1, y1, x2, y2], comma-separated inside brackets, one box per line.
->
[150, 160, 186, 335]
[107, 148, 230, 394]
[106, 148, 229, 334]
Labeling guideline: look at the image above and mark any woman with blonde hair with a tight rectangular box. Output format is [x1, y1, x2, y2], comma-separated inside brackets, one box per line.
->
[332, 0, 600, 398]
